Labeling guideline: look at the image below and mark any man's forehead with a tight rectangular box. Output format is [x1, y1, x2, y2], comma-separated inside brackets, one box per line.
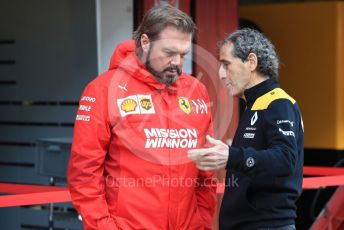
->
[155, 38, 191, 52]
[220, 43, 235, 58]
[153, 26, 192, 51]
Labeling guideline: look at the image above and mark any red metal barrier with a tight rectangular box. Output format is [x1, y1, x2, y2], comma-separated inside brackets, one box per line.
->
[310, 186, 344, 230]
[1, 165, 344, 229]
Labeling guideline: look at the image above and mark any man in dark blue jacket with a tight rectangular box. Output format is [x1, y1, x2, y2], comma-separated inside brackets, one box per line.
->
[188, 28, 304, 230]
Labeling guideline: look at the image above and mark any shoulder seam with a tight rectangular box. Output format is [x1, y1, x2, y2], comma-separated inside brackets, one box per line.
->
[251, 88, 296, 111]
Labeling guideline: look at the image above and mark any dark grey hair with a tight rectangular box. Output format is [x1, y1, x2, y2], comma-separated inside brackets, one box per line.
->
[133, 5, 196, 49]
[222, 28, 279, 78]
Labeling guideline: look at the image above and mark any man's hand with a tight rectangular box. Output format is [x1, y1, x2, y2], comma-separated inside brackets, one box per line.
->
[188, 135, 229, 171]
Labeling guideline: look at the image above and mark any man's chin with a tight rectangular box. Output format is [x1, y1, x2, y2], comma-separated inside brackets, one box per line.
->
[155, 73, 178, 85]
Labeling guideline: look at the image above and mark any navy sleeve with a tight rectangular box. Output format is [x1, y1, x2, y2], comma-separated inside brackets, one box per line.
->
[227, 99, 302, 177]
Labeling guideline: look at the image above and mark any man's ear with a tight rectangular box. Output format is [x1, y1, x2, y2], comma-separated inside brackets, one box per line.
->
[246, 53, 258, 72]
[140, 34, 150, 53]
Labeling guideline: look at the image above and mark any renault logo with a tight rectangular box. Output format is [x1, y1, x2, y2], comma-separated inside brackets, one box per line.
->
[251, 111, 258, 126]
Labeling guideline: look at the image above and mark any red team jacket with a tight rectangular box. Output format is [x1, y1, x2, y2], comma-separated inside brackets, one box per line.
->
[68, 40, 216, 230]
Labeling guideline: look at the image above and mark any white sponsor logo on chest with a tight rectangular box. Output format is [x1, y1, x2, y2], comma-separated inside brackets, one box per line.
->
[191, 99, 208, 114]
[243, 133, 255, 139]
[251, 111, 258, 126]
[144, 128, 198, 148]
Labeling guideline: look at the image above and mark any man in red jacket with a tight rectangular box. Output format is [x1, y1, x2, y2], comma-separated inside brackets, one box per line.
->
[68, 5, 216, 230]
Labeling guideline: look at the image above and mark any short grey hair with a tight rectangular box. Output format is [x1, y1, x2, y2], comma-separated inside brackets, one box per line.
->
[222, 28, 279, 78]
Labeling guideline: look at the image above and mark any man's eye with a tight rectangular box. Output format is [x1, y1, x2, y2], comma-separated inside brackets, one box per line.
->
[181, 53, 188, 59]
[165, 51, 174, 57]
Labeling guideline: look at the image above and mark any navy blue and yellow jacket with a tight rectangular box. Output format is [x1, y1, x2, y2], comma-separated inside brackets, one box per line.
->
[219, 78, 304, 230]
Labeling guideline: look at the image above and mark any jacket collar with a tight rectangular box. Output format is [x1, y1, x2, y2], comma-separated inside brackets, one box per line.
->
[244, 78, 279, 103]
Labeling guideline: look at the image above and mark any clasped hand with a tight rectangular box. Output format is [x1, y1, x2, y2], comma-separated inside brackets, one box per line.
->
[188, 135, 229, 171]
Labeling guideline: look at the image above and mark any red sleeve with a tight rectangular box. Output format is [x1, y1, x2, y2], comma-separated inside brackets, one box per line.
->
[67, 81, 119, 230]
[195, 84, 217, 229]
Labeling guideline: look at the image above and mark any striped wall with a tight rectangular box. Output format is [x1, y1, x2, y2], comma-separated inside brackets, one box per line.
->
[0, 0, 97, 229]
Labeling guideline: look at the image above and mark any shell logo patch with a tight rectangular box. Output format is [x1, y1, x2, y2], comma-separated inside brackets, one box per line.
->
[121, 99, 137, 112]
[179, 97, 191, 114]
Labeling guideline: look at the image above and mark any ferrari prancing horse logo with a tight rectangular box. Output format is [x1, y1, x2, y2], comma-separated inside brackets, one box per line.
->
[178, 97, 191, 114]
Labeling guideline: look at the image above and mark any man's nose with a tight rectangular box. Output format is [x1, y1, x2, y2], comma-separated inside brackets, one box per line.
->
[171, 54, 182, 66]
[219, 66, 226, 80]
